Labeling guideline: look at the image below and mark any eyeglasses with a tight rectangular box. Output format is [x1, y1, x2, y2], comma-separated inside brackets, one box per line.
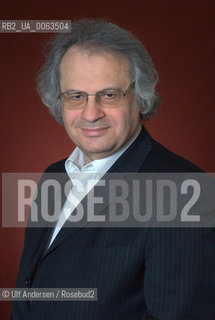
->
[58, 82, 135, 110]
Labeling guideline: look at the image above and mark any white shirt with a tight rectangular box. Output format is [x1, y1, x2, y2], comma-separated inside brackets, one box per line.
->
[48, 125, 141, 247]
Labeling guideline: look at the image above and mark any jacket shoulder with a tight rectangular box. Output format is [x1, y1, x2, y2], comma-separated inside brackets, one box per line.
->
[142, 140, 203, 173]
[44, 158, 67, 173]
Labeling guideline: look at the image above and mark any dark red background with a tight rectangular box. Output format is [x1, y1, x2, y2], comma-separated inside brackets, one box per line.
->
[1, 0, 215, 318]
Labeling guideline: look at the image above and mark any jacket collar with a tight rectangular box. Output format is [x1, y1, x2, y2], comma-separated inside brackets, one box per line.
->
[40, 126, 154, 259]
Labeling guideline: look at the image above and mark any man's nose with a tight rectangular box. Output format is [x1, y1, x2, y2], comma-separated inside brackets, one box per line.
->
[81, 95, 105, 122]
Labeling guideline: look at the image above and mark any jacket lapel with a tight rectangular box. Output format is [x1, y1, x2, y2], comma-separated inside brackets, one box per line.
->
[41, 126, 154, 259]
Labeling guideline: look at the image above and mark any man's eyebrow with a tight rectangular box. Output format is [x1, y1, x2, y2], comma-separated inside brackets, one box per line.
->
[99, 86, 120, 91]
[61, 88, 85, 93]
[63, 86, 120, 93]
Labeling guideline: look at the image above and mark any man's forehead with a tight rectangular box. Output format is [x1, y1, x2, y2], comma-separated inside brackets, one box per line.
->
[60, 45, 130, 72]
[59, 46, 132, 90]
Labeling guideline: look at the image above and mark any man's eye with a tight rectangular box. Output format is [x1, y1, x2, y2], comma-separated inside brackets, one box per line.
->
[102, 92, 117, 100]
[70, 94, 85, 101]
[64, 92, 85, 102]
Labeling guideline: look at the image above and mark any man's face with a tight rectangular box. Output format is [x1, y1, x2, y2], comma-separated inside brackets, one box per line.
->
[60, 47, 141, 163]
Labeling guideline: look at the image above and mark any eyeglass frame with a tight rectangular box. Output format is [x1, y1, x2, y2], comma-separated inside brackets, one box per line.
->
[58, 82, 135, 108]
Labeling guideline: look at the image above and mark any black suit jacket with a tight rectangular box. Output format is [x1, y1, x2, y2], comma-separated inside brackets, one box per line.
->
[12, 127, 215, 320]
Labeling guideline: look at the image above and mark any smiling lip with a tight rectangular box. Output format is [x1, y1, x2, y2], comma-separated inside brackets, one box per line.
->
[81, 127, 110, 137]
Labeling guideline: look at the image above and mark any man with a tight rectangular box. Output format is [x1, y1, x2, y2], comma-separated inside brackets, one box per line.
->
[12, 19, 215, 319]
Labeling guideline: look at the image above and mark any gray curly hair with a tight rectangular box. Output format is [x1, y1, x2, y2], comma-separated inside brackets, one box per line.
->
[37, 19, 161, 125]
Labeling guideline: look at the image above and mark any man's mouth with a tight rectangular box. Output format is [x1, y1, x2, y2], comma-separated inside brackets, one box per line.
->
[80, 127, 110, 137]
